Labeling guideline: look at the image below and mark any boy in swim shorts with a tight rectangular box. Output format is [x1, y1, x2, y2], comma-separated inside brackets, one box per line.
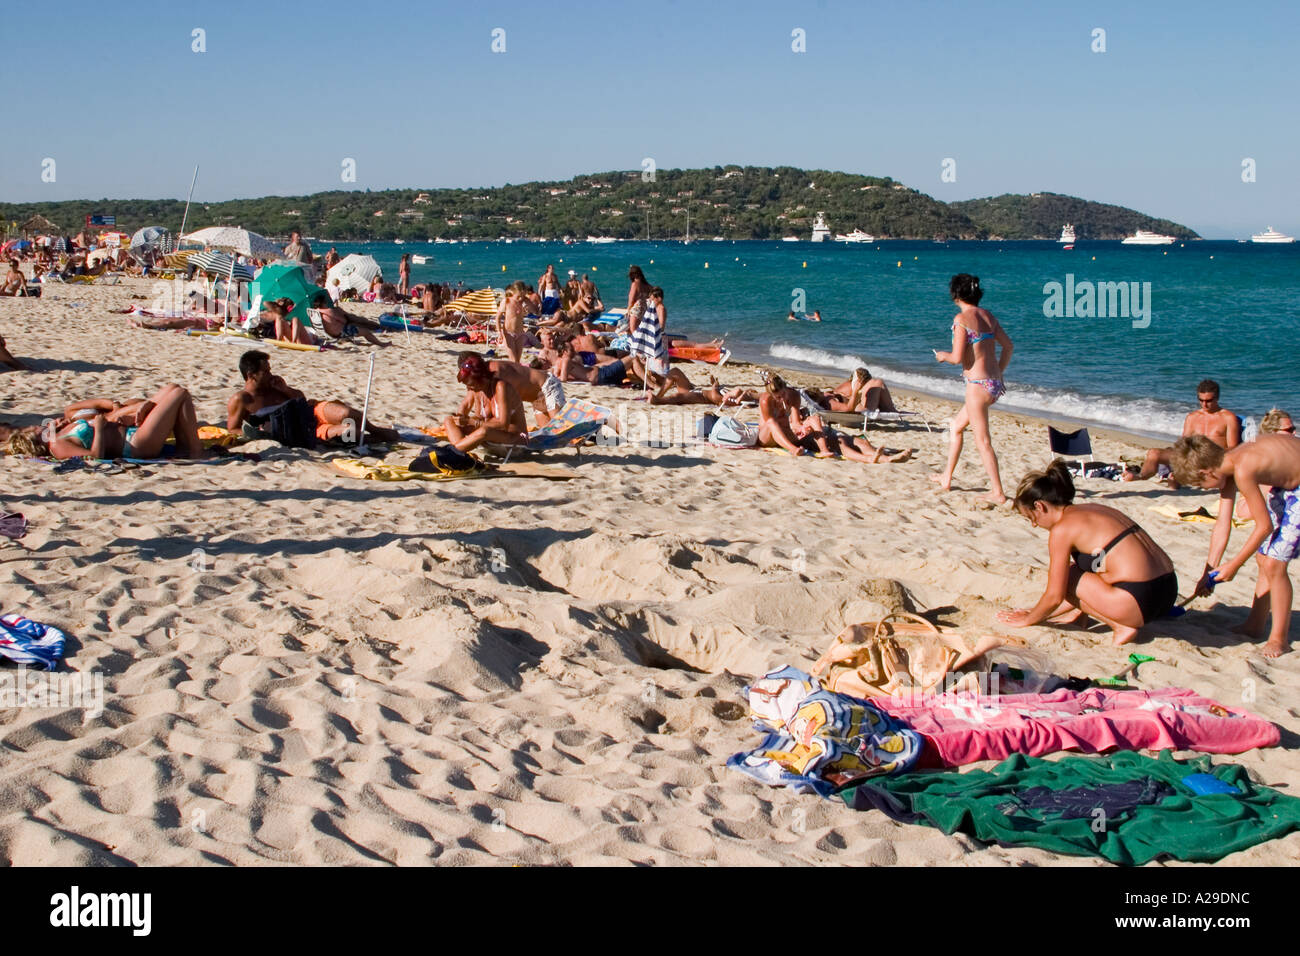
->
[1172, 432, 1300, 657]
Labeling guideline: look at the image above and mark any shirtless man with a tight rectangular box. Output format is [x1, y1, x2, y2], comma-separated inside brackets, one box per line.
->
[758, 372, 911, 462]
[1172, 432, 1300, 657]
[1127, 380, 1239, 486]
[464, 351, 564, 426]
[538, 265, 562, 317]
[445, 353, 529, 452]
[310, 301, 389, 347]
[227, 350, 399, 445]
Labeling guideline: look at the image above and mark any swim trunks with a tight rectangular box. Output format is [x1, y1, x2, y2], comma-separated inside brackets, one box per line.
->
[541, 373, 565, 413]
[541, 295, 560, 316]
[1260, 486, 1300, 562]
[579, 351, 598, 368]
[312, 402, 337, 441]
[595, 359, 626, 386]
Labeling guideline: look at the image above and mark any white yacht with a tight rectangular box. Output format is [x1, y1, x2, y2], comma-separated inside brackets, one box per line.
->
[810, 212, 831, 243]
[1058, 224, 1076, 243]
[411, 254, 430, 264]
[1250, 226, 1295, 244]
[834, 229, 875, 243]
[1121, 229, 1176, 245]
[781, 236, 800, 242]
[586, 236, 617, 244]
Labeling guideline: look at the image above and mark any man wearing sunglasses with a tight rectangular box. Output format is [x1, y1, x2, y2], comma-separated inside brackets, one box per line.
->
[1126, 379, 1241, 487]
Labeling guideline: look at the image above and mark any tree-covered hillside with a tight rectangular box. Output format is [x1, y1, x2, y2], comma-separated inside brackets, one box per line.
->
[0, 169, 1197, 241]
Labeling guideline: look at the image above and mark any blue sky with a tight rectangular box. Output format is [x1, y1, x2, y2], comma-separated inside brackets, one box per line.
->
[3, 0, 1296, 236]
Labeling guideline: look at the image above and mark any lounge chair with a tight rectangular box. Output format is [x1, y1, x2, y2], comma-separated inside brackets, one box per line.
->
[490, 398, 613, 463]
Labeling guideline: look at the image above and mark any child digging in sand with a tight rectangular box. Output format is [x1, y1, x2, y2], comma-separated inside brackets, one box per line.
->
[1172, 433, 1300, 657]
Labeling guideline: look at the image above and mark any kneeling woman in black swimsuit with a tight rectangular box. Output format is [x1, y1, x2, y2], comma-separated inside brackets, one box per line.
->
[997, 460, 1178, 646]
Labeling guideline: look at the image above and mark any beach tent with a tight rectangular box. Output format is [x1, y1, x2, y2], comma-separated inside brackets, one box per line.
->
[327, 254, 382, 295]
[251, 263, 330, 329]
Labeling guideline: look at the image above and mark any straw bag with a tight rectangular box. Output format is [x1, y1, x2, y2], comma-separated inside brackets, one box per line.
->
[810, 611, 972, 699]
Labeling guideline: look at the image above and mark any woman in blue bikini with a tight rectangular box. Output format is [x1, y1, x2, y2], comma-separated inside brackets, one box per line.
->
[7, 384, 206, 460]
[931, 273, 1014, 503]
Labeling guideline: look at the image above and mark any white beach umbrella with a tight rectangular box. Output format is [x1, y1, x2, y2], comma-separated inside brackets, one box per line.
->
[327, 254, 383, 294]
[182, 226, 282, 260]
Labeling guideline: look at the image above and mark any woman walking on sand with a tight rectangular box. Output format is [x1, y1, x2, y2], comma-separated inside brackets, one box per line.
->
[931, 273, 1014, 503]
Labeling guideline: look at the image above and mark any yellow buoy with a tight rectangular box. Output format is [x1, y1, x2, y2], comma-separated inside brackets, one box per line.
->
[914, 256, 918, 260]
[802, 261, 807, 268]
[897, 261, 902, 267]
[1091, 256, 1095, 261]
[649, 259, 653, 264]
[704, 262, 709, 268]
[592, 266, 597, 271]
[502, 265, 507, 271]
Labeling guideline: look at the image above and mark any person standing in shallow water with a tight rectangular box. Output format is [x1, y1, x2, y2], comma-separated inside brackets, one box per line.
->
[931, 273, 1014, 504]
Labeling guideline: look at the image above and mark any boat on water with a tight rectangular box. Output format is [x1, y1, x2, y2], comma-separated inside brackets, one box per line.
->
[1059, 224, 1076, 243]
[811, 212, 830, 243]
[411, 254, 430, 264]
[393, 239, 404, 245]
[834, 228, 875, 243]
[586, 236, 617, 244]
[1121, 229, 1176, 245]
[781, 236, 800, 242]
[711, 236, 725, 242]
[1250, 226, 1295, 244]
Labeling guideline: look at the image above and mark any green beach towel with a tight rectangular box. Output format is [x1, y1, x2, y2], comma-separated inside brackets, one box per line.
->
[841, 751, 1300, 865]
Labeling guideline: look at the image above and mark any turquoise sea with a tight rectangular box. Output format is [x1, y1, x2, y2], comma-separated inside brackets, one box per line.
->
[327, 239, 1299, 440]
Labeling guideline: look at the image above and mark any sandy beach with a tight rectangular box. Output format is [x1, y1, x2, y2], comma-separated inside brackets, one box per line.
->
[0, 276, 1296, 867]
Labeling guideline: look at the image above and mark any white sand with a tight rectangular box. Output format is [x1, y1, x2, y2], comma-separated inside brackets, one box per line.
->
[0, 276, 1296, 866]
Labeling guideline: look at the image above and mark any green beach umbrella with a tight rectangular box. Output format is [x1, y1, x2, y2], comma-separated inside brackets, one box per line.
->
[252, 263, 330, 327]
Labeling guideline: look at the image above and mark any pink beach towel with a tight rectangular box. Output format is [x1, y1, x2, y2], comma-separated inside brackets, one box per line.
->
[876, 687, 1280, 768]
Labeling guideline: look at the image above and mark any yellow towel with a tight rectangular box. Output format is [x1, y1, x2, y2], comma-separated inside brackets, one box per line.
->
[1149, 503, 1252, 528]
[198, 425, 245, 447]
[332, 458, 491, 482]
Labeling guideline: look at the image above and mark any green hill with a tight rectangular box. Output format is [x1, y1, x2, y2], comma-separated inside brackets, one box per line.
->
[950, 192, 1198, 240]
[0, 169, 1197, 242]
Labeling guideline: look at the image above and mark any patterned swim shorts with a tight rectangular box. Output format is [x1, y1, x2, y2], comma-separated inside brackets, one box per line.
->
[1260, 485, 1300, 562]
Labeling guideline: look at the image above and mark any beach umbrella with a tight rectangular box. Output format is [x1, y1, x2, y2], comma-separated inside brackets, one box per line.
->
[188, 250, 255, 282]
[327, 254, 382, 295]
[129, 226, 172, 251]
[251, 263, 330, 327]
[444, 288, 502, 315]
[182, 226, 282, 259]
[20, 214, 60, 236]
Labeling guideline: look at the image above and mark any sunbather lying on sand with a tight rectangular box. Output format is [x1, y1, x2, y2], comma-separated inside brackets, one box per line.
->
[5, 384, 207, 460]
[758, 373, 911, 461]
[308, 302, 388, 347]
[227, 350, 399, 445]
[645, 368, 754, 406]
[808, 367, 897, 413]
[444, 353, 529, 453]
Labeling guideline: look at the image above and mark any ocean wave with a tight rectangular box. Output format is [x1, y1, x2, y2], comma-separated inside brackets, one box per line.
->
[767, 343, 1185, 439]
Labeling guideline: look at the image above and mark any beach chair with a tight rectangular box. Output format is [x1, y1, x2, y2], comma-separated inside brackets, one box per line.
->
[493, 398, 613, 463]
[1048, 426, 1092, 464]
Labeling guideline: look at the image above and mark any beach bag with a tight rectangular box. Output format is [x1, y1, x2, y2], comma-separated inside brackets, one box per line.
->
[810, 612, 974, 699]
[709, 416, 758, 447]
[247, 397, 317, 449]
[696, 413, 719, 441]
[409, 442, 485, 477]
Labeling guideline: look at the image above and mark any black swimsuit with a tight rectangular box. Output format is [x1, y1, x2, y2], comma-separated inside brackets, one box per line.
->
[1072, 525, 1178, 624]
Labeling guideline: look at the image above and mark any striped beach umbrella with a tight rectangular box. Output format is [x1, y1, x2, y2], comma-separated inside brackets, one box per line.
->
[188, 250, 255, 282]
[444, 288, 503, 315]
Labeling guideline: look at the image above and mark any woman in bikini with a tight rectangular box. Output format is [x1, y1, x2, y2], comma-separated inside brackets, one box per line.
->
[5, 384, 206, 460]
[931, 273, 1014, 503]
[997, 460, 1178, 646]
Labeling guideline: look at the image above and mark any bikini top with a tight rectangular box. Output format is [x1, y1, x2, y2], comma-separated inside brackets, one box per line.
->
[1072, 524, 1139, 574]
[66, 419, 94, 449]
[953, 322, 994, 345]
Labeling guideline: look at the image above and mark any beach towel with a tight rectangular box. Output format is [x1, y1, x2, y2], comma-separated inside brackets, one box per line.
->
[1149, 502, 1252, 528]
[408, 443, 488, 478]
[331, 457, 576, 482]
[877, 686, 1280, 767]
[840, 751, 1300, 865]
[0, 614, 68, 670]
[626, 302, 667, 365]
[727, 668, 924, 796]
[524, 398, 612, 450]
